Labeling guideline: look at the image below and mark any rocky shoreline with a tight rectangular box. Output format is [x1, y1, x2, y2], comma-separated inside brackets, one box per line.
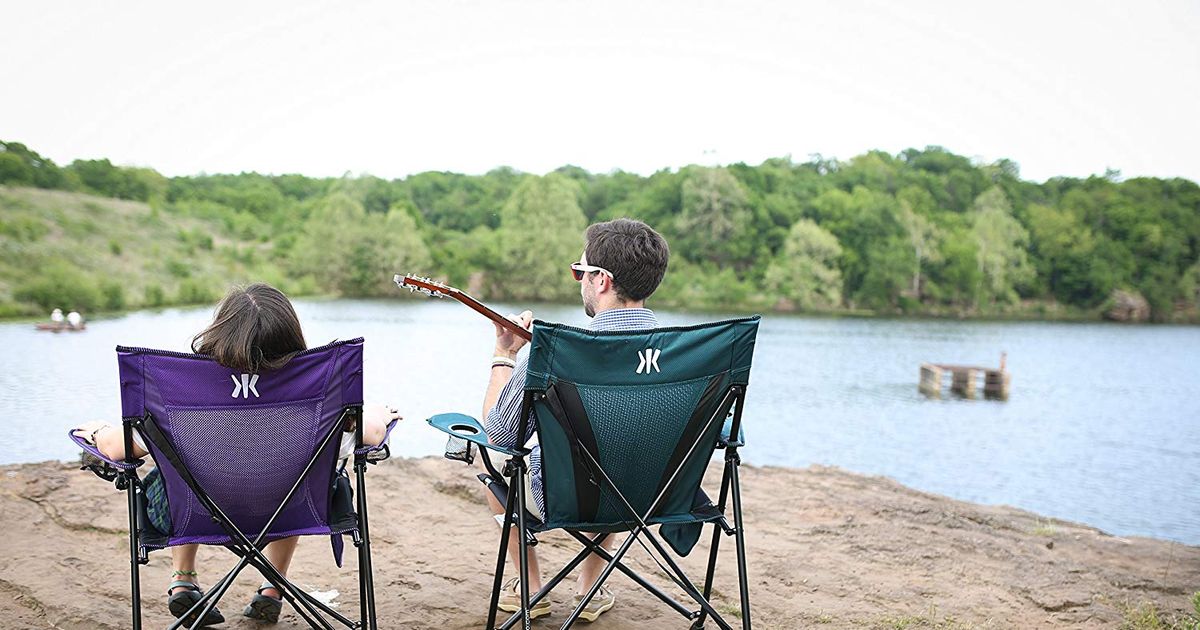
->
[1, 457, 1196, 629]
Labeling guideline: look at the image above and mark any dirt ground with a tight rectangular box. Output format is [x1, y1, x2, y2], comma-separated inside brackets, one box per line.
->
[0, 456, 1195, 629]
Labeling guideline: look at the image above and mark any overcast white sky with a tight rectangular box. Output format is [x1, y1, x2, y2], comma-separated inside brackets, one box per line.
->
[3, 1, 1198, 183]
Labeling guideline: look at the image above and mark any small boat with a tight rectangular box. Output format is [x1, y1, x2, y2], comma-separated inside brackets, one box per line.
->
[35, 322, 86, 332]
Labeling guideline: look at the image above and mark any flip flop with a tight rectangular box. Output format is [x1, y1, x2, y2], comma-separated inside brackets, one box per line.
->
[167, 580, 225, 627]
[243, 582, 284, 623]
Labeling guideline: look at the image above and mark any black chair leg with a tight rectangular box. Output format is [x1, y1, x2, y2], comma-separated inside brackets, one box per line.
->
[124, 472, 142, 630]
[514, 465, 532, 630]
[487, 471, 519, 630]
[730, 458, 751, 629]
[356, 459, 379, 630]
[692, 457, 735, 629]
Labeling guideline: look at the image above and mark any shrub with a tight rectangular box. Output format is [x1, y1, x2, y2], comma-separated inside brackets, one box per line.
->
[13, 264, 102, 311]
[165, 259, 191, 278]
[101, 281, 126, 310]
[175, 279, 216, 304]
[144, 284, 165, 307]
[0, 216, 49, 242]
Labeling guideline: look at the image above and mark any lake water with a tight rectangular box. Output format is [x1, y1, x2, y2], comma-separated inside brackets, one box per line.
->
[2, 299, 1198, 545]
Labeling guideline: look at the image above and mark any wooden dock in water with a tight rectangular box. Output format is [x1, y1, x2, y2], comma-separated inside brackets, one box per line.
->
[920, 353, 1010, 400]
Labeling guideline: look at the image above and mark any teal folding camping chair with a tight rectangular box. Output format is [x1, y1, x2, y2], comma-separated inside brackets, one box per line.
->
[429, 316, 759, 629]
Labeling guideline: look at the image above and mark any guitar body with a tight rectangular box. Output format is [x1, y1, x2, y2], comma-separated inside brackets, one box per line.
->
[394, 274, 533, 341]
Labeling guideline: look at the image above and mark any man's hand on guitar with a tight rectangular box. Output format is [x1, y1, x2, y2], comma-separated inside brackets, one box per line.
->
[494, 310, 533, 358]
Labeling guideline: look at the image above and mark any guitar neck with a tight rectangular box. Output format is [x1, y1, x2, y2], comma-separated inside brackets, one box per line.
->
[447, 289, 533, 342]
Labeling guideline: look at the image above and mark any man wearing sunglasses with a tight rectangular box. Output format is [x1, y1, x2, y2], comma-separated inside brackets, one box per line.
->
[481, 218, 670, 621]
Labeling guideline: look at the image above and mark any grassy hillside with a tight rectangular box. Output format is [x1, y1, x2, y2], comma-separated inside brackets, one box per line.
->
[0, 186, 304, 318]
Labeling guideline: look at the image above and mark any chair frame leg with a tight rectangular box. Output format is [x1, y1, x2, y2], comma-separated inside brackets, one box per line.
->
[729, 454, 751, 630]
[123, 468, 142, 630]
[514, 459, 533, 630]
[354, 430, 379, 629]
[692, 456, 733, 630]
[486, 460, 520, 630]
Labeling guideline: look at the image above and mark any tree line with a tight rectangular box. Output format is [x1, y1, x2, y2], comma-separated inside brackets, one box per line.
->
[2, 139, 1198, 322]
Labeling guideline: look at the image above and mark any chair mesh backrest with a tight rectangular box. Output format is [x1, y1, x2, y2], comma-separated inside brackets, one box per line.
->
[117, 339, 364, 546]
[524, 317, 758, 529]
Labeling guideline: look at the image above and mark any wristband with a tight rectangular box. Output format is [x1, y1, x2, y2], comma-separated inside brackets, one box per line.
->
[491, 356, 516, 369]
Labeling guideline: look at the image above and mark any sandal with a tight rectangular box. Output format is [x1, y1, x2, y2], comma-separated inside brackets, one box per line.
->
[167, 580, 225, 627]
[243, 581, 284, 623]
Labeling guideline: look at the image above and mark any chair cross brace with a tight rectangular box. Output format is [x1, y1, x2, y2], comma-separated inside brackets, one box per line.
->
[488, 386, 752, 630]
[135, 406, 376, 630]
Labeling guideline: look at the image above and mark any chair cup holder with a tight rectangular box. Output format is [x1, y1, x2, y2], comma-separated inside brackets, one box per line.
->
[444, 432, 477, 465]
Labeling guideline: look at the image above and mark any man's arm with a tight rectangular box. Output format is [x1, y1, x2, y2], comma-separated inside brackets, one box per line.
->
[481, 310, 532, 445]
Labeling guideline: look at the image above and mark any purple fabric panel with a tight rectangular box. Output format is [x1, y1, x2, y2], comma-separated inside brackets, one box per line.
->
[116, 350, 144, 419]
[168, 525, 333, 548]
[355, 418, 398, 455]
[67, 430, 143, 469]
[338, 341, 364, 406]
[117, 339, 364, 547]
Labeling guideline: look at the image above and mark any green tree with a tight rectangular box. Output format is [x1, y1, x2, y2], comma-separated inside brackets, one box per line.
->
[897, 195, 940, 299]
[763, 219, 843, 310]
[674, 167, 756, 271]
[493, 174, 587, 301]
[0, 152, 34, 185]
[292, 192, 432, 296]
[971, 187, 1034, 305]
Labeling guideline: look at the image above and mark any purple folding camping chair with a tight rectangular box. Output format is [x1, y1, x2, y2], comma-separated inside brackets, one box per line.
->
[69, 338, 394, 630]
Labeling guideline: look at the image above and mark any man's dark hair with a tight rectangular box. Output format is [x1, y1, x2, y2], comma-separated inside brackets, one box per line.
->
[584, 218, 670, 302]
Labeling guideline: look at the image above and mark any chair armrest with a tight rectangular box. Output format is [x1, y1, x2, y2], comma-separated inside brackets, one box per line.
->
[68, 430, 144, 470]
[427, 413, 524, 456]
[718, 418, 745, 448]
[354, 418, 399, 455]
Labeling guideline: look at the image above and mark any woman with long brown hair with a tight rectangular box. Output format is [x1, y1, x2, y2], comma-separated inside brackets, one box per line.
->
[74, 283, 399, 625]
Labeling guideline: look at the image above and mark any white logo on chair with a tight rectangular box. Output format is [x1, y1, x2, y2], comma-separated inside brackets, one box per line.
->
[230, 373, 260, 398]
[636, 348, 662, 374]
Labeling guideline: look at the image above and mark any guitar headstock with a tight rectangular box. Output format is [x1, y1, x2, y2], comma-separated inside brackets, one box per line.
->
[394, 274, 451, 299]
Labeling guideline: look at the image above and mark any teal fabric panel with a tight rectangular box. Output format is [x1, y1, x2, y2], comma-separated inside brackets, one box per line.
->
[525, 316, 759, 532]
[533, 397, 581, 525]
[524, 316, 760, 392]
[577, 378, 709, 524]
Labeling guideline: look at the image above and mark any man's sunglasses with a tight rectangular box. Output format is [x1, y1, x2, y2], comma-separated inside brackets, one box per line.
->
[570, 263, 614, 282]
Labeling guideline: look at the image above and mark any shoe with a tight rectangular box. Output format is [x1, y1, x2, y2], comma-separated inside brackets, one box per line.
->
[243, 583, 283, 623]
[570, 586, 615, 623]
[496, 577, 552, 619]
[167, 581, 226, 627]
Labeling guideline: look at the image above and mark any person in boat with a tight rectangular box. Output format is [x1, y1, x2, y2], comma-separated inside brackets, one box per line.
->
[66, 311, 83, 330]
[481, 218, 670, 622]
[72, 283, 401, 625]
[50, 308, 64, 325]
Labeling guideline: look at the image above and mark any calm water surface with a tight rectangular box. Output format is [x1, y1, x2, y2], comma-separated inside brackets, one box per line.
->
[2, 299, 1198, 544]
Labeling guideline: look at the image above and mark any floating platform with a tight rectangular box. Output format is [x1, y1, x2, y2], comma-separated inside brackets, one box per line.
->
[920, 354, 1010, 400]
[34, 322, 86, 332]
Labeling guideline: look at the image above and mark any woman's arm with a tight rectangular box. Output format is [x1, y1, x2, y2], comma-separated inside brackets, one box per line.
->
[73, 420, 149, 461]
[359, 404, 401, 447]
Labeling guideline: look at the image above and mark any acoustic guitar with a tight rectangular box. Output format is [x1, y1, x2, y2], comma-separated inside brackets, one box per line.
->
[393, 274, 533, 341]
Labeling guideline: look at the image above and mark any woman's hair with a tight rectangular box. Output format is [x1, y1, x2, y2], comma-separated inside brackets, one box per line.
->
[191, 283, 306, 373]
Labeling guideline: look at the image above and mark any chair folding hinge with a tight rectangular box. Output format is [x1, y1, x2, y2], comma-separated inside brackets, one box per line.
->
[352, 530, 363, 547]
[718, 517, 736, 536]
[113, 474, 128, 490]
